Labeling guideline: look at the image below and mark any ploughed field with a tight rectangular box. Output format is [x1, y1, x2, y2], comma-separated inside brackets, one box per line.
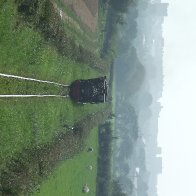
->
[61, 0, 98, 32]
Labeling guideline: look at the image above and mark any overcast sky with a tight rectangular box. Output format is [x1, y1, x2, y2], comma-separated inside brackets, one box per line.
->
[158, 0, 196, 196]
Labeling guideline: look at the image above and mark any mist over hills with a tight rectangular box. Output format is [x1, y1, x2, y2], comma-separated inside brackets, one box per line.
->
[113, 0, 168, 196]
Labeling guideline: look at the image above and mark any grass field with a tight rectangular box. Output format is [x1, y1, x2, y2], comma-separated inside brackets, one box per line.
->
[34, 127, 99, 196]
[0, 77, 64, 95]
[0, 97, 104, 169]
[0, 1, 104, 170]
[0, 1, 99, 82]
[0, 0, 110, 195]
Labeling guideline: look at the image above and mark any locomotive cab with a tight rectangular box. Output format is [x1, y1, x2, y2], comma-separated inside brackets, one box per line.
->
[70, 76, 108, 104]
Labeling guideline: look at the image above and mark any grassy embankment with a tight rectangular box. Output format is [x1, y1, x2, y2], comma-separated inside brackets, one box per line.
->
[0, 0, 104, 169]
[0, 107, 111, 195]
[34, 127, 99, 196]
[0, 0, 111, 195]
[31, 1, 111, 196]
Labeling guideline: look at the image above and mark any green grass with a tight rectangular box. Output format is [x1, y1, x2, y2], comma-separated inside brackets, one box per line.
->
[34, 127, 99, 196]
[0, 1, 99, 82]
[97, 3, 108, 54]
[0, 2, 111, 195]
[0, 1, 104, 170]
[61, 20, 98, 52]
[0, 97, 104, 169]
[0, 77, 64, 95]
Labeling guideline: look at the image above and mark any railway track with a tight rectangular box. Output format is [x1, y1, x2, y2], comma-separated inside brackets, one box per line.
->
[0, 73, 70, 98]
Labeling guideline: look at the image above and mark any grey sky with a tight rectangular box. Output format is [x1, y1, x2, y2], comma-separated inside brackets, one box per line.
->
[158, 0, 196, 195]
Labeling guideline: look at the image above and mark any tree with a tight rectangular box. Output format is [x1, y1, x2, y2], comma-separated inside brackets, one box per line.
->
[112, 180, 127, 196]
[110, 0, 133, 13]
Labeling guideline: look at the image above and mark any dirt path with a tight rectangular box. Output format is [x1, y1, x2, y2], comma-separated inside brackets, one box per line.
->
[62, 0, 98, 32]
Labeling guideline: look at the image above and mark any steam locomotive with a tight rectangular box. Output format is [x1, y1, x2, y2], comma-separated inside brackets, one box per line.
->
[69, 76, 108, 104]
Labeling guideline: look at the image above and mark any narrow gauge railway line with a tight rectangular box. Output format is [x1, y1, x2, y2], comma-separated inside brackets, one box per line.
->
[0, 73, 108, 103]
[0, 73, 69, 87]
[0, 73, 70, 98]
[0, 95, 69, 98]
